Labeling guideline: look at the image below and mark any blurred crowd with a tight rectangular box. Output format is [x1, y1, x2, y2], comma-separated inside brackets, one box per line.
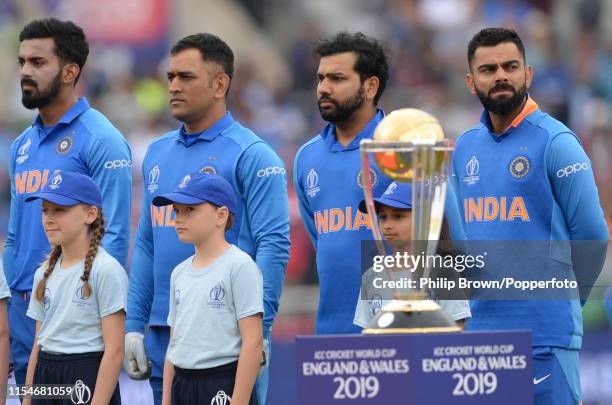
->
[0, 0, 611, 286]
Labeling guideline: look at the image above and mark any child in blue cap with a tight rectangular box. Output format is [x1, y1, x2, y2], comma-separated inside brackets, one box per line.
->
[354, 181, 471, 329]
[156, 172, 262, 405]
[23, 171, 127, 405]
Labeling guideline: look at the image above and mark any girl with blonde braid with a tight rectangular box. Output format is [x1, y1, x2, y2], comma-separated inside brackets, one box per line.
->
[23, 171, 127, 405]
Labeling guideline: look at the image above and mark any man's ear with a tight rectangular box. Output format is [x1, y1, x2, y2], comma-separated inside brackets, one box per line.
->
[525, 64, 533, 90]
[364, 76, 380, 102]
[214, 74, 230, 99]
[465, 73, 477, 96]
[62, 63, 80, 86]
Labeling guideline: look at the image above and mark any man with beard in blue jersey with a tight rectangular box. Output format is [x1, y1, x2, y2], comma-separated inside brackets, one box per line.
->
[124, 33, 290, 405]
[295, 32, 466, 335]
[5, 18, 132, 387]
[453, 28, 608, 405]
[294, 32, 392, 334]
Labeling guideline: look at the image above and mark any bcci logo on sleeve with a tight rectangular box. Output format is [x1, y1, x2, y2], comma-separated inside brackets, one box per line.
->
[211, 390, 231, 405]
[148, 165, 160, 193]
[463, 155, 480, 186]
[306, 168, 320, 198]
[16, 137, 31, 164]
[208, 283, 226, 309]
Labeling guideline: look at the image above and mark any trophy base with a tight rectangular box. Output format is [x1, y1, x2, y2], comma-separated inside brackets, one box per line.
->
[362, 291, 461, 334]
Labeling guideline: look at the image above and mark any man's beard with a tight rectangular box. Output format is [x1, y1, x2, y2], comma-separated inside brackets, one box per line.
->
[476, 81, 527, 116]
[21, 70, 62, 110]
[318, 84, 365, 123]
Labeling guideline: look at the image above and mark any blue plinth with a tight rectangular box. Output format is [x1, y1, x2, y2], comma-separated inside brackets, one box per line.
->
[296, 330, 532, 404]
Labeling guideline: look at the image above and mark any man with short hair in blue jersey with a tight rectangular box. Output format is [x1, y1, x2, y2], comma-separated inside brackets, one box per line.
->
[4, 18, 132, 387]
[294, 32, 393, 335]
[294, 32, 465, 336]
[124, 33, 290, 405]
[454, 28, 609, 405]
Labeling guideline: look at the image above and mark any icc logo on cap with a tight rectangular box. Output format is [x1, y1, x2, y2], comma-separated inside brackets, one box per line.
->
[178, 174, 191, 189]
[49, 173, 63, 190]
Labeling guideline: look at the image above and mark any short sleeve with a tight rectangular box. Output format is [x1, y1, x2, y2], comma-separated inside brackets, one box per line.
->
[353, 297, 371, 329]
[231, 259, 264, 320]
[167, 270, 178, 327]
[438, 299, 471, 322]
[27, 269, 45, 321]
[94, 261, 129, 318]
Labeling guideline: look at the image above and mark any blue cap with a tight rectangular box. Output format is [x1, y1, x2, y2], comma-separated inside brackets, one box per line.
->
[25, 171, 103, 207]
[358, 181, 412, 213]
[152, 172, 237, 215]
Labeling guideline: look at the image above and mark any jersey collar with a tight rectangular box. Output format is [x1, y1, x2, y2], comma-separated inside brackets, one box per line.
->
[177, 111, 235, 146]
[480, 96, 539, 141]
[32, 97, 90, 134]
[321, 108, 385, 152]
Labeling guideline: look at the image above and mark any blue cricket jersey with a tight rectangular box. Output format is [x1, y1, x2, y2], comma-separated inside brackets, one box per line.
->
[295, 110, 467, 334]
[294, 110, 391, 334]
[126, 112, 290, 334]
[3, 98, 132, 292]
[453, 97, 609, 348]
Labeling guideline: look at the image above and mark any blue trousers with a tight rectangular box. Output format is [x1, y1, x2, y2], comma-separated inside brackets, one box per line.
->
[533, 346, 581, 405]
[8, 289, 35, 386]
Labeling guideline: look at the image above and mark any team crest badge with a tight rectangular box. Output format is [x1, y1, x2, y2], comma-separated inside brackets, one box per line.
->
[200, 165, 217, 175]
[56, 136, 73, 155]
[357, 168, 378, 189]
[509, 156, 530, 179]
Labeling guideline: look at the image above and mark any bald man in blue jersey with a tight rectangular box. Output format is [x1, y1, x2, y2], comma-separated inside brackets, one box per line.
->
[454, 28, 608, 405]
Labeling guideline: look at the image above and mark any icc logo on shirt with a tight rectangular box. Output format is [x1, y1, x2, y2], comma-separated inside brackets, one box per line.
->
[210, 284, 226, 302]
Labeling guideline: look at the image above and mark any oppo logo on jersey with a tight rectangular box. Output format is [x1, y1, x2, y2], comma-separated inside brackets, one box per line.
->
[151, 205, 175, 228]
[315, 207, 373, 234]
[464, 196, 530, 222]
[14, 169, 50, 195]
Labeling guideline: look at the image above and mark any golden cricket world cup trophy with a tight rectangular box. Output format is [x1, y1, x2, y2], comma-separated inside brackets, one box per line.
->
[359, 108, 461, 334]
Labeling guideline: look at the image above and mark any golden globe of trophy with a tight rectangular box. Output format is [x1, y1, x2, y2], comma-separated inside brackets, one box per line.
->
[359, 108, 461, 334]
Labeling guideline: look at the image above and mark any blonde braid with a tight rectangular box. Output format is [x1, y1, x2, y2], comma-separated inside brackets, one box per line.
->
[81, 212, 105, 299]
[36, 245, 62, 301]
